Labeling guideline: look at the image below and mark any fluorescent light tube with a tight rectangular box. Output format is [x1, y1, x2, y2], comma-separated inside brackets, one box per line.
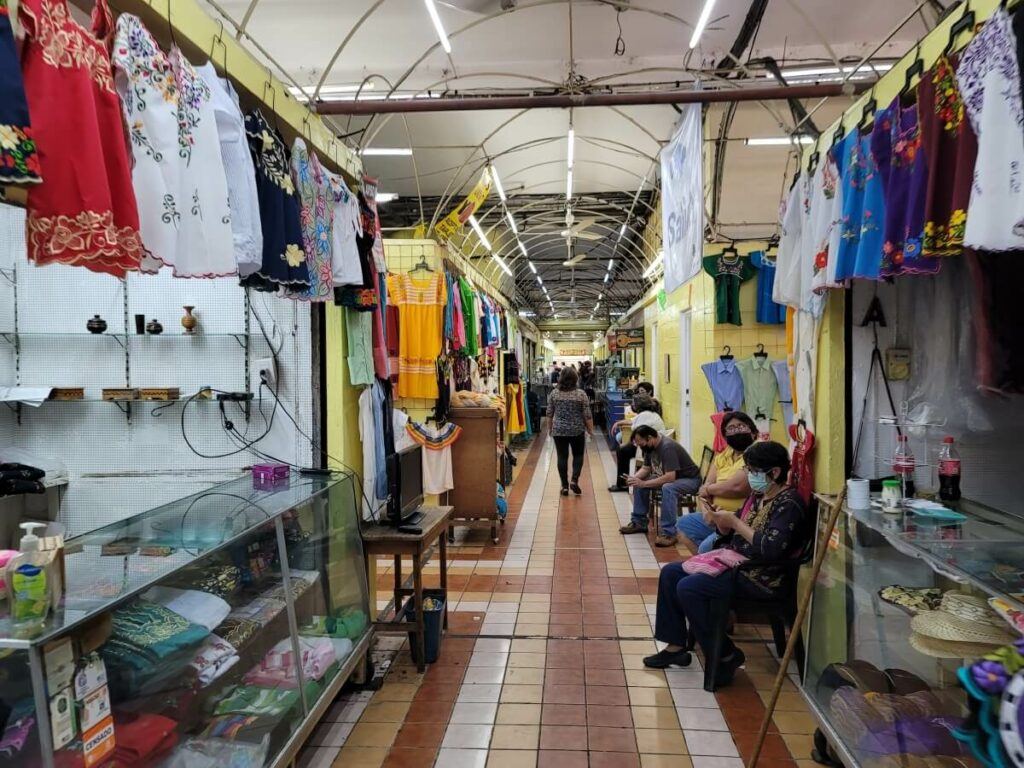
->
[618, 224, 626, 240]
[745, 136, 814, 146]
[423, 0, 452, 53]
[376, 192, 399, 203]
[536, 274, 543, 284]
[689, 0, 719, 49]
[493, 254, 513, 276]
[598, 293, 603, 300]
[518, 240, 529, 258]
[361, 147, 413, 156]
[528, 260, 537, 273]
[491, 165, 506, 202]
[468, 215, 492, 251]
[566, 169, 573, 200]
[567, 128, 575, 170]
[770, 63, 894, 80]
[607, 259, 614, 270]
[603, 272, 610, 283]
[643, 250, 664, 278]
[505, 211, 518, 234]
[288, 83, 374, 100]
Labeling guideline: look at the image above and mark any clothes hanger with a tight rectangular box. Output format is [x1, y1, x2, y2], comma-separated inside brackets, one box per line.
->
[856, 87, 878, 134]
[829, 123, 845, 150]
[944, 2, 976, 56]
[410, 254, 434, 274]
[765, 234, 779, 255]
[720, 345, 734, 362]
[900, 43, 924, 100]
[721, 244, 739, 260]
[754, 343, 768, 360]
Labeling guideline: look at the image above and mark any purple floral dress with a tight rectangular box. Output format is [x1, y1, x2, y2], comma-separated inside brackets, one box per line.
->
[878, 98, 939, 278]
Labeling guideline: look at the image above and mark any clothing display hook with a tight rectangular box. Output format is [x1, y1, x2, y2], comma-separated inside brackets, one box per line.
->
[829, 123, 845, 150]
[301, 115, 312, 141]
[900, 43, 924, 98]
[165, 0, 178, 49]
[857, 86, 878, 133]
[945, 2, 976, 55]
[210, 19, 229, 72]
[754, 344, 768, 359]
[720, 346, 734, 361]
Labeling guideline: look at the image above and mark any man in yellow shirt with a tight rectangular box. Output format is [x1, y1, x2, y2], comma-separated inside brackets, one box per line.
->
[676, 411, 755, 553]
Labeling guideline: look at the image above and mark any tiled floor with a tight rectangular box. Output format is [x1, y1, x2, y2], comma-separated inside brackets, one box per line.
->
[299, 433, 818, 768]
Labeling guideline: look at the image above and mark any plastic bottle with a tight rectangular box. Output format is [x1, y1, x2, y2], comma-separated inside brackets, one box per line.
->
[892, 434, 916, 499]
[5, 523, 53, 637]
[938, 436, 962, 502]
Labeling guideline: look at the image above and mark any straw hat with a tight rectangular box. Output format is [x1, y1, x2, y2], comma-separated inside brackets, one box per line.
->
[911, 591, 1016, 647]
[909, 631, 1005, 660]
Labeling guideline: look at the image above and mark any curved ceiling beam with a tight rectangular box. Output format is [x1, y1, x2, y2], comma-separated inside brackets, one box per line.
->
[313, 0, 389, 103]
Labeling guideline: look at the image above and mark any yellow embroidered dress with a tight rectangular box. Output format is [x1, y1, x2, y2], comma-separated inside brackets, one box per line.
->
[387, 271, 447, 399]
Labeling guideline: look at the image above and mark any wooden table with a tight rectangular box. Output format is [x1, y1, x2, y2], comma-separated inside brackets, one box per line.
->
[360, 506, 452, 671]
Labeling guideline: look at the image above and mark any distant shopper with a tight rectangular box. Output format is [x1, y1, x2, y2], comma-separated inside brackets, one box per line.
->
[634, 382, 662, 415]
[677, 411, 755, 552]
[546, 366, 594, 496]
[619, 426, 700, 547]
[608, 394, 665, 493]
[550, 364, 561, 384]
[644, 441, 806, 688]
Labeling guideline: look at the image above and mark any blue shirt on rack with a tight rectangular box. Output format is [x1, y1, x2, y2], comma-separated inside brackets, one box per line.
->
[749, 250, 786, 325]
[702, 359, 745, 412]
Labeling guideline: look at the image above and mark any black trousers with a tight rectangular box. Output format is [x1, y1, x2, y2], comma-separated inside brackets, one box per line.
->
[552, 434, 586, 486]
[614, 443, 635, 487]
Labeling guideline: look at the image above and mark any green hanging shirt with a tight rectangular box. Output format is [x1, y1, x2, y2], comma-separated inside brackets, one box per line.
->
[703, 252, 756, 326]
[458, 276, 479, 356]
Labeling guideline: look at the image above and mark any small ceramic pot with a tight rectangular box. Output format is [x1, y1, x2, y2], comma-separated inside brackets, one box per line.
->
[86, 315, 107, 334]
[181, 306, 198, 334]
[146, 319, 163, 335]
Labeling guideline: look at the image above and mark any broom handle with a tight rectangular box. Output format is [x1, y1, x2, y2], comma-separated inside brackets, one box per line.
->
[746, 487, 847, 768]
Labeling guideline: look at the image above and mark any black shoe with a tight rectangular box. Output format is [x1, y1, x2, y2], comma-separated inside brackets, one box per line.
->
[643, 648, 692, 669]
[714, 648, 746, 687]
[570, 482, 582, 496]
[561, 487, 569, 496]
[619, 522, 646, 534]
[608, 484, 627, 493]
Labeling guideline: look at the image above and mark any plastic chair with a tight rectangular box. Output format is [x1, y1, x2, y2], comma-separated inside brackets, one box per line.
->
[696, 497, 819, 692]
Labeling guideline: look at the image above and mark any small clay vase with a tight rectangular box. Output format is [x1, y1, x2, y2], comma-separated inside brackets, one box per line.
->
[181, 305, 198, 335]
[146, 319, 163, 335]
[86, 315, 107, 334]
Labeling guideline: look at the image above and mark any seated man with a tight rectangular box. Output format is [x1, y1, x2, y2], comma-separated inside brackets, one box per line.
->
[619, 425, 701, 547]
[677, 411, 755, 553]
[608, 394, 665, 493]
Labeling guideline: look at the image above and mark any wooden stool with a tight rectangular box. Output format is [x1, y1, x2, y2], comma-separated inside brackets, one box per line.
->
[361, 507, 452, 672]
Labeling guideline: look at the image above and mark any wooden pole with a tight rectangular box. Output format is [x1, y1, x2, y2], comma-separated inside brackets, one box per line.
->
[746, 487, 848, 768]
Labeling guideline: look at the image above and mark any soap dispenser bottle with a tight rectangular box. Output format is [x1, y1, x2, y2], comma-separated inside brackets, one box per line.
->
[6, 522, 53, 636]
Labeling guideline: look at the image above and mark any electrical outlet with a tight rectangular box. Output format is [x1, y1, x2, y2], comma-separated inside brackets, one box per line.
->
[255, 357, 276, 388]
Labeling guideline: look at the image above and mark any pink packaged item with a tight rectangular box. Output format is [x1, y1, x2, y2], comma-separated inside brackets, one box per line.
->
[682, 548, 749, 577]
[0, 550, 18, 591]
[243, 636, 336, 688]
[252, 463, 289, 490]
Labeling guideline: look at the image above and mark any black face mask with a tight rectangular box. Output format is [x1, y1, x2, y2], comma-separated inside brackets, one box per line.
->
[725, 432, 755, 452]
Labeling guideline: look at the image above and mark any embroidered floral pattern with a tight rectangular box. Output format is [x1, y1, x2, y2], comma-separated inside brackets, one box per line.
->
[26, 209, 144, 266]
[26, 0, 114, 92]
[112, 15, 176, 116]
[932, 55, 964, 133]
[128, 120, 162, 161]
[171, 49, 208, 165]
[924, 209, 967, 255]
[957, 8, 1021, 135]
[245, 111, 295, 195]
[0, 124, 41, 183]
[283, 243, 305, 267]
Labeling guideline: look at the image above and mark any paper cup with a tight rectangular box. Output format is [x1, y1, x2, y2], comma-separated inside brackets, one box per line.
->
[847, 478, 871, 510]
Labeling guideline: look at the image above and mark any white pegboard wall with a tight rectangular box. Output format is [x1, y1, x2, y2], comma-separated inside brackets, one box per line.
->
[0, 203, 317, 536]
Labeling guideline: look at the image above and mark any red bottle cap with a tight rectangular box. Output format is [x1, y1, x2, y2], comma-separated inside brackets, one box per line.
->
[943, 436, 954, 443]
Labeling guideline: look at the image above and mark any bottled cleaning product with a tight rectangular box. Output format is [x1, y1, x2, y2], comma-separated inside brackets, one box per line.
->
[6, 523, 53, 636]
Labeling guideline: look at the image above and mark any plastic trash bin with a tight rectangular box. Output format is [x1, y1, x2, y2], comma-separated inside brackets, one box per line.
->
[404, 588, 445, 664]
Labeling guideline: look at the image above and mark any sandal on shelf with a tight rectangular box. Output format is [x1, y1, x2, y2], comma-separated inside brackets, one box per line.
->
[878, 585, 943, 615]
[832, 660, 893, 693]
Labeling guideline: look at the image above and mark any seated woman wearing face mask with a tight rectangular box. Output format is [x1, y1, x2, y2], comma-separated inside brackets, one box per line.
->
[676, 411, 756, 552]
[644, 441, 806, 688]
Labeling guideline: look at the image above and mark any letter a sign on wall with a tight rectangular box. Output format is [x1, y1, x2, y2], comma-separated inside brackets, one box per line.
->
[660, 104, 704, 294]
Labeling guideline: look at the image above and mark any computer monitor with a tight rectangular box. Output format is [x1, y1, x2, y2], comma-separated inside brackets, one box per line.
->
[386, 445, 423, 524]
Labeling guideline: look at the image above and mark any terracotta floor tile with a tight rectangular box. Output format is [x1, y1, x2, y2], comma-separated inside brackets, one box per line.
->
[404, 698, 454, 723]
[537, 750, 589, 768]
[586, 668, 627, 686]
[545, 651, 585, 669]
[382, 747, 437, 767]
[393, 722, 446, 749]
[587, 685, 631, 706]
[589, 752, 642, 768]
[588, 726, 638, 752]
[587, 705, 634, 728]
[733, 732, 794, 762]
[411, 682, 461, 702]
[540, 723, 588, 750]
[541, 703, 588, 726]
[544, 668, 585, 686]
[586, 653, 625, 670]
[544, 684, 586, 704]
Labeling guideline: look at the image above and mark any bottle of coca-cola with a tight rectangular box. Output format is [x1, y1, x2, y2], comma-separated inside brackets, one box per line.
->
[938, 436, 962, 502]
[893, 434, 916, 499]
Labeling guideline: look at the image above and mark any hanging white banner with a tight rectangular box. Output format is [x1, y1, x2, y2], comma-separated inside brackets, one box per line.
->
[660, 104, 704, 294]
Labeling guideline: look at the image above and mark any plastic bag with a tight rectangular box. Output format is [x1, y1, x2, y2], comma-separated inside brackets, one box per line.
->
[159, 736, 268, 768]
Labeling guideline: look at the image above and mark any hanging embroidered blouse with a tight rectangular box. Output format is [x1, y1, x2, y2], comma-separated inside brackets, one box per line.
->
[0, 0, 40, 184]
[801, 157, 837, 311]
[830, 129, 867, 282]
[20, 0, 143, 277]
[849, 107, 891, 280]
[197, 62, 262, 277]
[772, 176, 806, 309]
[324, 168, 362, 286]
[285, 139, 333, 302]
[956, 7, 1024, 253]
[918, 55, 977, 257]
[388, 270, 447, 399]
[334, 194, 378, 310]
[242, 109, 309, 292]
[878, 98, 938, 278]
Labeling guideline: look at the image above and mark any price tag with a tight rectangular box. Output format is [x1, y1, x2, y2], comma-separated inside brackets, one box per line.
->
[82, 717, 115, 767]
[43, 637, 75, 693]
[49, 687, 75, 750]
[80, 685, 111, 732]
[74, 654, 107, 701]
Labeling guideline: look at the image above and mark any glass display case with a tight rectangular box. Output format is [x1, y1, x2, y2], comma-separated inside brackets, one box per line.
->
[802, 494, 1024, 767]
[0, 471, 371, 768]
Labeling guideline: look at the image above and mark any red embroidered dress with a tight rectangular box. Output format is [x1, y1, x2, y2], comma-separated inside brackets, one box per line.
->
[19, 0, 143, 277]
